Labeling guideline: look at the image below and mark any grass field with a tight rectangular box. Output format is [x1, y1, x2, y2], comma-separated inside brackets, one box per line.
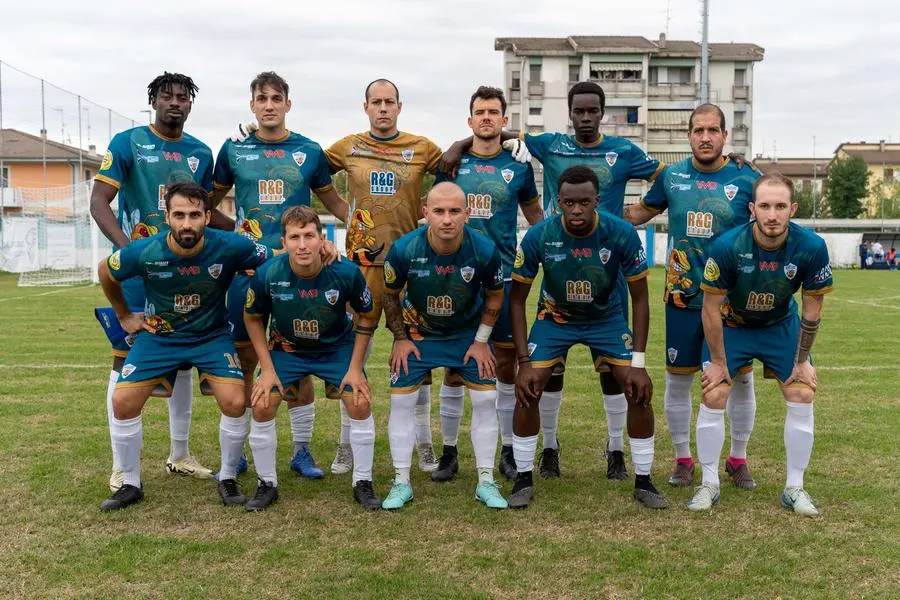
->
[0, 268, 898, 599]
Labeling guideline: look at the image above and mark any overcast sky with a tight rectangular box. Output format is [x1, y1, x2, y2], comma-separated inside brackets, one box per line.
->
[2, 0, 899, 159]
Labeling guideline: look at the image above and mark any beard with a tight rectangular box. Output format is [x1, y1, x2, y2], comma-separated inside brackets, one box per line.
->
[173, 228, 203, 249]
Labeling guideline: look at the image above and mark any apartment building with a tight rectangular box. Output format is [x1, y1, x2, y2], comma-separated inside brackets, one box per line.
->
[495, 34, 764, 203]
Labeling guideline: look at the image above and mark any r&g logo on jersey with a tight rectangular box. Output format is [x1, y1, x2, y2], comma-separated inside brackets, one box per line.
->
[686, 211, 714, 238]
[426, 295, 453, 316]
[174, 293, 201, 314]
[565, 280, 592, 303]
[745, 291, 775, 311]
[258, 179, 285, 204]
[292, 319, 320, 340]
[370, 171, 396, 195]
[466, 193, 493, 218]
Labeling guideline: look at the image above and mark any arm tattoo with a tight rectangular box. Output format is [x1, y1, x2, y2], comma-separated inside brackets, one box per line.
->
[796, 317, 820, 363]
[482, 307, 500, 318]
[354, 323, 376, 336]
[382, 293, 407, 341]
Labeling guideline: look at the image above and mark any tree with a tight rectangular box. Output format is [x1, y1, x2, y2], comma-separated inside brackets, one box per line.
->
[869, 179, 900, 219]
[793, 185, 829, 219]
[824, 156, 869, 218]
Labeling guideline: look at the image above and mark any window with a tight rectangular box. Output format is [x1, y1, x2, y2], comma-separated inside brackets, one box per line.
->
[621, 69, 641, 80]
[0, 166, 8, 187]
[529, 63, 542, 83]
[649, 67, 659, 85]
[735, 68, 746, 85]
[511, 113, 521, 130]
[568, 63, 580, 83]
[528, 106, 542, 116]
[511, 70, 521, 90]
[669, 67, 693, 83]
[626, 107, 639, 124]
[734, 111, 746, 128]
[84, 168, 93, 182]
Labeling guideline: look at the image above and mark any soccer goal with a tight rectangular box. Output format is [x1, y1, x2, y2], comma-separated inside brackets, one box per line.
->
[0, 182, 112, 286]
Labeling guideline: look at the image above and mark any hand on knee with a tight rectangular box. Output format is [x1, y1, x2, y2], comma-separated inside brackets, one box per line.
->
[783, 385, 815, 404]
[701, 385, 730, 410]
[343, 396, 371, 419]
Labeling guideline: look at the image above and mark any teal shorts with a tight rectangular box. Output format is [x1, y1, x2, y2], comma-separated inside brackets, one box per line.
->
[227, 273, 252, 347]
[117, 327, 244, 393]
[270, 339, 363, 399]
[391, 330, 495, 393]
[527, 317, 633, 372]
[701, 314, 802, 383]
[665, 304, 704, 374]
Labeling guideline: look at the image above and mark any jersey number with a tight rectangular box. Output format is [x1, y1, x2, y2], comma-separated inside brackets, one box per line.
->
[223, 352, 242, 370]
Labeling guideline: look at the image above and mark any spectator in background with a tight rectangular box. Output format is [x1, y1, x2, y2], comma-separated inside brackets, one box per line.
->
[871, 241, 884, 263]
[859, 241, 868, 269]
[888, 247, 897, 271]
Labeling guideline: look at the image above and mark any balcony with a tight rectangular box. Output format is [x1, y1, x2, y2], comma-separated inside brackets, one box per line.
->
[647, 129, 688, 143]
[509, 89, 521, 103]
[731, 126, 748, 143]
[648, 82, 698, 99]
[525, 114, 543, 127]
[588, 78, 644, 97]
[527, 82, 544, 97]
[599, 122, 645, 140]
[733, 85, 750, 101]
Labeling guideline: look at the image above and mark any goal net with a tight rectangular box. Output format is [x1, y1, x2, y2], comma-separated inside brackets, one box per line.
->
[0, 182, 113, 286]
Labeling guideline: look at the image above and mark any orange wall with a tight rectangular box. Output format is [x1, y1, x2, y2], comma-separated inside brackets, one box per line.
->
[7, 163, 87, 188]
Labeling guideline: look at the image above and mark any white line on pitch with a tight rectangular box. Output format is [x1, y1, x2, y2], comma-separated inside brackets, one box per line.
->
[828, 296, 900, 311]
[0, 287, 88, 303]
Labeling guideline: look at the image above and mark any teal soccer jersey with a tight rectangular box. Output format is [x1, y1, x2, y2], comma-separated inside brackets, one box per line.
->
[384, 226, 503, 339]
[521, 132, 663, 217]
[95, 125, 214, 246]
[701, 222, 833, 328]
[641, 157, 758, 310]
[244, 256, 372, 353]
[213, 131, 333, 250]
[513, 212, 648, 323]
[106, 228, 270, 337]
[434, 149, 539, 279]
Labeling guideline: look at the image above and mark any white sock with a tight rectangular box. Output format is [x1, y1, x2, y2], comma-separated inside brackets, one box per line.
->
[106, 370, 121, 470]
[218, 413, 250, 481]
[539, 390, 562, 450]
[389, 391, 418, 485]
[513, 434, 539, 473]
[339, 401, 351, 445]
[111, 415, 142, 487]
[664, 372, 694, 460]
[470, 388, 498, 482]
[496, 382, 516, 446]
[349, 415, 375, 485]
[289, 403, 315, 453]
[249, 417, 277, 487]
[629, 436, 655, 477]
[603, 393, 627, 452]
[439, 385, 465, 447]
[167, 369, 193, 461]
[727, 372, 756, 459]
[784, 401, 814, 489]
[696, 404, 725, 487]
[414, 385, 433, 445]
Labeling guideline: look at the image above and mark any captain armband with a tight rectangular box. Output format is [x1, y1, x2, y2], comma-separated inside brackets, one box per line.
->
[354, 323, 376, 337]
[796, 317, 820, 363]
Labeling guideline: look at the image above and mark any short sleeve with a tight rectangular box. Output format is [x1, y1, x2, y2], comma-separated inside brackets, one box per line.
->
[212, 142, 234, 191]
[383, 242, 407, 291]
[511, 227, 541, 284]
[348, 267, 374, 313]
[482, 243, 504, 291]
[424, 139, 443, 174]
[518, 163, 540, 205]
[626, 142, 664, 182]
[640, 166, 669, 213]
[94, 132, 132, 189]
[700, 238, 735, 295]
[310, 146, 334, 192]
[324, 136, 350, 172]
[106, 242, 142, 282]
[802, 242, 833, 296]
[236, 236, 271, 271]
[520, 132, 556, 161]
[243, 269, 271, 320]
[621, 225, 649, 282]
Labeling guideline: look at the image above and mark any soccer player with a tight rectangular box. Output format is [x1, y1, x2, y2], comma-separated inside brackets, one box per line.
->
[381, 182, 507, 510]
[91, 72, 216, 492]
[431, 85, 543, 483]
[508, 166, 667, 509]
[211, 71, 347, 479]
[243, 206, 380, 511]
[693, 172, 832, 516]
[97, 182, 271, 511]
[624, 104, 760, 489]
[443, 81, 663, 480]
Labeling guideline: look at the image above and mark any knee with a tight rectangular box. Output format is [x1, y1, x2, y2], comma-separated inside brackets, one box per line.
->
[495, 353, 515, 384]
[784, 384, 815, 404]
[219, 389, 247, 417]
[702, 385, 730, 410]
[343, 394, 371, 419]
[599, 371, 623, 395]
[252, 400, 279, 423]
[112, 391, 139, 420]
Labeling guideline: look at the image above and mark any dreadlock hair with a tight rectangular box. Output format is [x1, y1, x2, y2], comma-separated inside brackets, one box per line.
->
[147, 72, 199, 104]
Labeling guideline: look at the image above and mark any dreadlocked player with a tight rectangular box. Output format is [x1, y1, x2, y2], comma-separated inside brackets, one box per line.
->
[91, 72, 217, 492]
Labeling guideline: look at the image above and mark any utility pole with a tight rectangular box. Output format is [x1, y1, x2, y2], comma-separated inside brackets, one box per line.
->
[700, 0, 710, 103]
[812, 135, 818, 225]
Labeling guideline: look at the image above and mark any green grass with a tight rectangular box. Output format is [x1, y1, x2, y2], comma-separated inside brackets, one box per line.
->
[0, 269, 898, 599]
